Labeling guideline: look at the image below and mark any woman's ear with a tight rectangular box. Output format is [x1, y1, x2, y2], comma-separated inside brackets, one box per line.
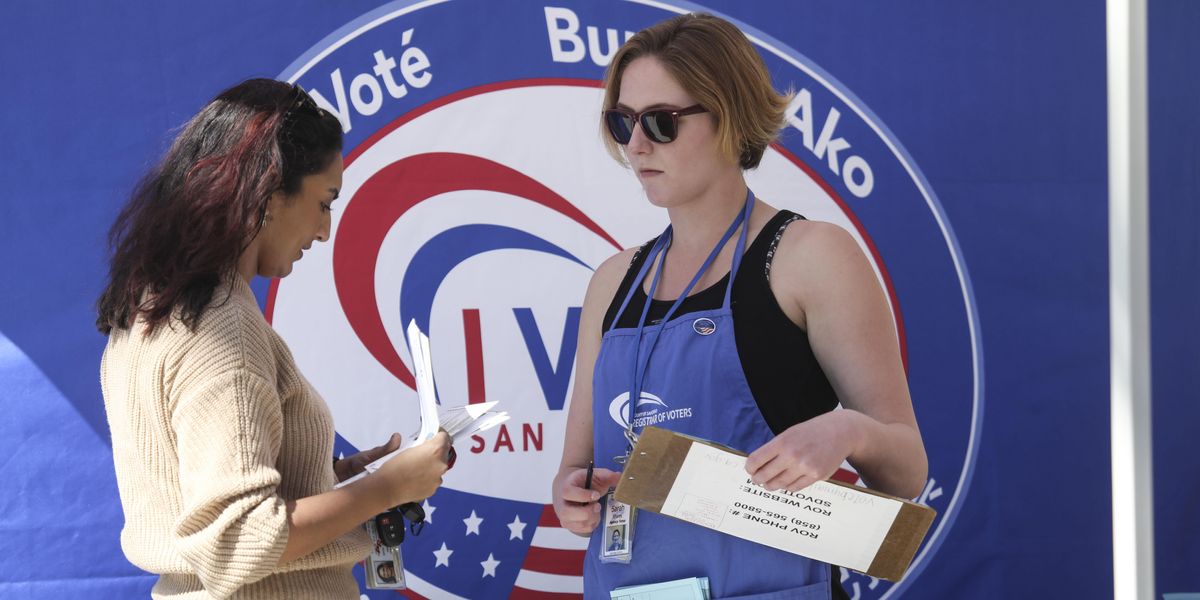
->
[257, 190, 287, 228]
[265, 189, 288, 214]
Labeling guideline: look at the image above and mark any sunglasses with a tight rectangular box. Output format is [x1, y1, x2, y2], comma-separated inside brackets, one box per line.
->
[603, 104, 708, 145]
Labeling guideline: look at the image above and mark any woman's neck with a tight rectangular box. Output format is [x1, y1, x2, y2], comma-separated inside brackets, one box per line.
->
[236, 238, 260, 284]
[664, 174, 749, 256]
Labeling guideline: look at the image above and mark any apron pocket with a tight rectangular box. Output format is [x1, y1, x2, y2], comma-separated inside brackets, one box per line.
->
[716, 580, 830, 600]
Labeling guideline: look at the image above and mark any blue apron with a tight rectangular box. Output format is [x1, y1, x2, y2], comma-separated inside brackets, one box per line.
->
[585, 191, 831, 599]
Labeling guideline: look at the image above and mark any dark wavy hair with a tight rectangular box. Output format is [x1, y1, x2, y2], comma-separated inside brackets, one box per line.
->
[96, 78, 343, 334]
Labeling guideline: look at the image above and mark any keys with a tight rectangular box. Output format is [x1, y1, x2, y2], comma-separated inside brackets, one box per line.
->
[374, 510, 405, 547]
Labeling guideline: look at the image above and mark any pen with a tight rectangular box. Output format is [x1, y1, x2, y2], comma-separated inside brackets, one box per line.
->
[585, 460, 594, 491]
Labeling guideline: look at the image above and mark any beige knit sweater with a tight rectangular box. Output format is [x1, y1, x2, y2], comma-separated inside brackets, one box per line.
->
[100, 277, 372, 599]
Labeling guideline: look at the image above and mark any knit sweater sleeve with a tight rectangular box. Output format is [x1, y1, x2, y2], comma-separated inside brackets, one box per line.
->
[170, 367, 289, 599]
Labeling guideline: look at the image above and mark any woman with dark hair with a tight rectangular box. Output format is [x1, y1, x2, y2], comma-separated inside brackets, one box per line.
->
[97, 79, 450, 599]
[551, 14, 927, 599]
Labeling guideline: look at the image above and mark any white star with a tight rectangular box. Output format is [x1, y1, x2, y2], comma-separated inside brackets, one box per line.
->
[480, 553, 500, 578]
[433, 541, 453, 567]
[507, 514, 526, 540]
[463, 510, 483, 536]
[423, 499, 437, 524]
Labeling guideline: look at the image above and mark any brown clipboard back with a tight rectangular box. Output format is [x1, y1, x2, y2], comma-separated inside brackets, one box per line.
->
[614, 426, 936, 582]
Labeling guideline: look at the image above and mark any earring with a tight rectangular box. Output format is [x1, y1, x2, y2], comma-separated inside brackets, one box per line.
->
[260, 211, 271, 228]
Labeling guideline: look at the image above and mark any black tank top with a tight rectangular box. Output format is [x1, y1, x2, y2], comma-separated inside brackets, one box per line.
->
[601, 210, 840, 433]
[601, 210, 851, 598]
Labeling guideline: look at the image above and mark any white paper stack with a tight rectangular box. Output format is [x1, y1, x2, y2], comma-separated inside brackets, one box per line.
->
[335, 320, 509, 489]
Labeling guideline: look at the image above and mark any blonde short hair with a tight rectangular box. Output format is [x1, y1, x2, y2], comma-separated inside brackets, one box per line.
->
[601, 13, 791, 170]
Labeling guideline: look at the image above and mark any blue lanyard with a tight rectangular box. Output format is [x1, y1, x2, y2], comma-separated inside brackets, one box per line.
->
[620, 190, 755, 451]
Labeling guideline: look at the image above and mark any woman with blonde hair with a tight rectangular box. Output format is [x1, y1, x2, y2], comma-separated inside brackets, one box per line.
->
[551, 14, 927, 599]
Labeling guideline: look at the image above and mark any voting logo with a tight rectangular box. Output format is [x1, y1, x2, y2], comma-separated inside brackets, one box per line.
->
[267, 1, 981, 598]
[692, 318, 717, 336]
[607, 391, 694, 433]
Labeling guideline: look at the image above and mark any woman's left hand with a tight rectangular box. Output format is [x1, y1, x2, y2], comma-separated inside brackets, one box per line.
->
[334, 433, 404, 483]
[744, 411, 861, 493]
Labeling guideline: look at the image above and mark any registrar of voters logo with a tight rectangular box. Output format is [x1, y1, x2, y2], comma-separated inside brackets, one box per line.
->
[266, 2, 982, 598]
[608, 391, 693, 432]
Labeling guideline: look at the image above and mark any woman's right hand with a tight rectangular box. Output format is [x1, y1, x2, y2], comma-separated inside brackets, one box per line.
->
[372, 431, 451, 507]
[552, 466, 622, 536]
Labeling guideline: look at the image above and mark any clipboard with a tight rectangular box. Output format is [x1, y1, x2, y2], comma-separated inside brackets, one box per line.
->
[613, 426, 936, 582]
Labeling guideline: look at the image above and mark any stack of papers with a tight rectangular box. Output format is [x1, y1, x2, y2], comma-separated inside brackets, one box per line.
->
[610, 577, 710, 600]
[335, 321, 509, 489]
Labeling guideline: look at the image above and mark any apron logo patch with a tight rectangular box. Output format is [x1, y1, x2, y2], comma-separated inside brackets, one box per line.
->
[692, 318, 717, 336]
[609, 391, 694, 430]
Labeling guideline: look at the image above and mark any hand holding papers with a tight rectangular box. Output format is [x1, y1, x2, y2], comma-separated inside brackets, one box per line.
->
[336, 321, 509, 489]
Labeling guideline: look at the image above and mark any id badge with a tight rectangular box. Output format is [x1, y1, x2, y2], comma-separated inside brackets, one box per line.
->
[599, 489, 635, 564]
[365, 521, 407, 589]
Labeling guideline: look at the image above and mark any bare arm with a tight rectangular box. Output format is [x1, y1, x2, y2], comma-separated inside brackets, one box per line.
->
[746, 221, 927, 499]
[551, 250, 633, 535]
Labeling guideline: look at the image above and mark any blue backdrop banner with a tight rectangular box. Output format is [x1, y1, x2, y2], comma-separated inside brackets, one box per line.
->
[1, 1, 1195, 599]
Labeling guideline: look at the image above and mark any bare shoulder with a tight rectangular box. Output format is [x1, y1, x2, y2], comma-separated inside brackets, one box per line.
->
[773, 219, 870, 280]
[584, 247, 639, 308]
[574, 246, 639, 348]
[778, 219, 859, 256]
[769, 220, 879, 326]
